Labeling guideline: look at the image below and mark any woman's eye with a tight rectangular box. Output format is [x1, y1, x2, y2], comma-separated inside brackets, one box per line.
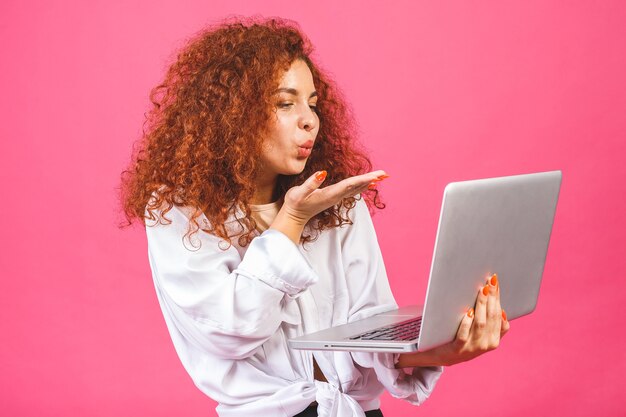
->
[275, 102, 318, 113]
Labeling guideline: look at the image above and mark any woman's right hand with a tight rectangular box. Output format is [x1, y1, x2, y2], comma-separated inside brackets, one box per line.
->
[270, 169, 388, 244]
[395, 274, 511, 368]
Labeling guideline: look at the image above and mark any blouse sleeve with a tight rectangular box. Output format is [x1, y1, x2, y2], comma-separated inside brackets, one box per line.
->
[341, 197, 444, 405]
[145, 204, 318, 360]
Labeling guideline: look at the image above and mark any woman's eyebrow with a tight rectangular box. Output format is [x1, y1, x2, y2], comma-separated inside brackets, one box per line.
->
[274, 87, 318, 98]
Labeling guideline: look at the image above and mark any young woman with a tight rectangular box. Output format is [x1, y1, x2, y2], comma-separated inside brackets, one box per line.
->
[121, 17, 509, 417]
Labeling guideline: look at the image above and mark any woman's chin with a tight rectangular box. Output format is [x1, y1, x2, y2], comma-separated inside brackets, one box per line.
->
[281, 162, 308, 176]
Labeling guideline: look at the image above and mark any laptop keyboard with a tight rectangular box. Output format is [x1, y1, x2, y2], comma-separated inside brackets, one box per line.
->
[349, 317, 422, 341]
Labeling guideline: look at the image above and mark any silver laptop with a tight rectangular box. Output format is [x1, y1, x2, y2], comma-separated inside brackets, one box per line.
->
[288, 170, 562, 353]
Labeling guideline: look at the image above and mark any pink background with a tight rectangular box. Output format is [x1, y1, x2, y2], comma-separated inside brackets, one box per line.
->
[1, 1, 625, 416]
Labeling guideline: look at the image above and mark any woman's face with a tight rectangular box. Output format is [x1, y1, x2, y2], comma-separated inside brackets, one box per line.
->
[259, 59, 320, 179]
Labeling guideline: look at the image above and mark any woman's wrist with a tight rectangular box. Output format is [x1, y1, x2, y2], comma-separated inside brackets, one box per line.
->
[395, 352, 430, 369]
[395, 346, 450, 368]
[269, 208, 309, 244]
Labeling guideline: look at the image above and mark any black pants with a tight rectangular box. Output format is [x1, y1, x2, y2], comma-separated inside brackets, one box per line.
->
[293, 405, 383, 417]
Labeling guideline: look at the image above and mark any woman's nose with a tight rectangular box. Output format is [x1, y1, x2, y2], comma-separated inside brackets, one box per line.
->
[298, 106, 317, 131]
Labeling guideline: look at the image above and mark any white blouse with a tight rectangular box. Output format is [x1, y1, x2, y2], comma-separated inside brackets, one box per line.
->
[145, 196, 443, 417]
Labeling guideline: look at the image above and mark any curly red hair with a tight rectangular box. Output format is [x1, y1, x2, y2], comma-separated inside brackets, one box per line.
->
[121, 16, 383, 248]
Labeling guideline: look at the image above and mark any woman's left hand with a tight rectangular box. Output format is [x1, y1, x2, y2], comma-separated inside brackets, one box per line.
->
[395, 273, 510, 368]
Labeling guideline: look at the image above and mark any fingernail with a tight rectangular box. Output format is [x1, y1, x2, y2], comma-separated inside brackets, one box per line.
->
[367, 181, 378, 190]
[467, 308, 474, 318]
[378, 174, 390, 180]
[502, 309, 507, 321]
[490, 273, 498, 287]
[482, 285, 490, 296]
[315, 170, 327, 181]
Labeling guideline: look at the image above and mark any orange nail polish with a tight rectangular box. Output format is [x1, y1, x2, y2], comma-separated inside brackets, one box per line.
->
[502, 309, 507, 321]
[378, 174, 390, 180]
[482, 285, 490, 296]
[367, 182, 378, 190]
[490, 274, 498, 287]
[467, 308, 474, 318]
[315, 170, 327, 181]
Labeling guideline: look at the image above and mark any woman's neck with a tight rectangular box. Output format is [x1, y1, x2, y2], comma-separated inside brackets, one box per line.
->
[252, 172, 278, 205]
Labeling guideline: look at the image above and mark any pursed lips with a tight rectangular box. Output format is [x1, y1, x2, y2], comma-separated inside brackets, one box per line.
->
[297, 139, 314, 157]
[299, 139, 314, 148]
